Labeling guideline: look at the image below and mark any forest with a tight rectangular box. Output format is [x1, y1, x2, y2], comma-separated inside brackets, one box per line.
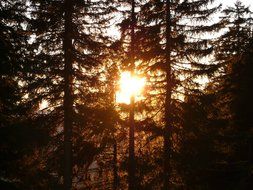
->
[1, 0, 253, 189]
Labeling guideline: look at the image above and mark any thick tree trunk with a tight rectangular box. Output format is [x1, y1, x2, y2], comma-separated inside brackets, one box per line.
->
[63, 0, 73, 189]
[129, 96, 135, 190]
[113, 140, 119, 190]
[164, 0, 172, 189]
[128, 0, 136, 189]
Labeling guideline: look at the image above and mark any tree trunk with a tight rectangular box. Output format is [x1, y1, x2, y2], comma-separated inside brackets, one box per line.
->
[63, 0, 73, 189]
[128, 0, 136, 189]
[164, 0, 172, 189]
[113, 140, 119, 190]
[129, 96, 135, 190]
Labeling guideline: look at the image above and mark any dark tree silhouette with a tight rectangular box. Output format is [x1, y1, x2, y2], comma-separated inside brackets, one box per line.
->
[1, 0, 253, 189]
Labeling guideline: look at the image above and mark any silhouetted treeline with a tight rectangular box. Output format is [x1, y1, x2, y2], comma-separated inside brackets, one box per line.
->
[0, 0, 252, 190]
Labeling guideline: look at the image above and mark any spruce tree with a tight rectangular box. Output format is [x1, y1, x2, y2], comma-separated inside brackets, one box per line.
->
[214, 0, 253, 71]
[134, 0, 222, 188]
[25, 0, 116, 188]
[0, 0, 51, 189]
[210, 2, 253, 189]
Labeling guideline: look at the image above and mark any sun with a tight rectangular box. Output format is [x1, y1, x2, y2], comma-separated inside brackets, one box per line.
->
[39, 99, 48, 110]
[116, 71, 146, 104]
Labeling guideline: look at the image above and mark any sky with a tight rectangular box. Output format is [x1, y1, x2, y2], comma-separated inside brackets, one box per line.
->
[220, 0, 253, 8]
[108, 0, 253, 39]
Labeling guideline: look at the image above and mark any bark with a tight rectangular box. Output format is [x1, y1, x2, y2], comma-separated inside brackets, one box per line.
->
[164, 0, 172, 189]
[63, 0, 73, 189]
[128, 0, 136, 189]
[113, 140, 119, 190]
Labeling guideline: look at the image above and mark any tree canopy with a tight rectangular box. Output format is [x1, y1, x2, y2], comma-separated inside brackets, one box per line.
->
[0, 0, 252, 189]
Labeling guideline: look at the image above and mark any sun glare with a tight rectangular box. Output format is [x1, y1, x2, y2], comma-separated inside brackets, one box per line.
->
[116, 71, 145, 104]
[39, 99, 48, 111]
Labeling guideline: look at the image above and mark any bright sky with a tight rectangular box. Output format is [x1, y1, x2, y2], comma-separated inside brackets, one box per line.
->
[108, 0, 253, 39]
[38, 0, 253, 110]
[113, 0, 253, 103]
[116, 72, 146, 104]
[219, 0, 253, 8]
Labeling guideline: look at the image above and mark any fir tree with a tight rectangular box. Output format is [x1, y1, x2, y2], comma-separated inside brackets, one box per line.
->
[0, 1, 51, 189]
[133, 0, 222, 188]
[24, 0, 117, 188]
[210, 1, 253, 186]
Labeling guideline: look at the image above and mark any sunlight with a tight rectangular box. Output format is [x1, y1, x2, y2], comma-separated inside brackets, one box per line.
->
[116, 71, 146, 104]
[39, 99, 48, 110]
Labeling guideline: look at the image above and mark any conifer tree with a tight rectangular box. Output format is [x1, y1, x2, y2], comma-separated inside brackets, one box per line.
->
[133, 0, 222, 188]
[214, 0, 253, 71]
[210, 2, 253, 189]
[24, 0, 117, 188]
[0, 1, 52, 189]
